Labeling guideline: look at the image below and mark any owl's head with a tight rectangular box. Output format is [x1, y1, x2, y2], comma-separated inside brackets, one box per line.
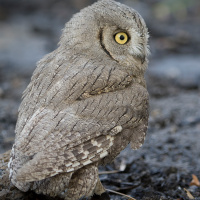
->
[60, 0, 149, 71]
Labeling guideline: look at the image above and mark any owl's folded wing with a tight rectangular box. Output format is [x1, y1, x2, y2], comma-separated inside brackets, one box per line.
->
[16, 58, 133, 138]
[14, 84, 148, 182]
[14, 107, 117, 182]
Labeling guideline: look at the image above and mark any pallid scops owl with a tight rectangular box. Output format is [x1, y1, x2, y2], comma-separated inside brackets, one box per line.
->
[8, 0, 150, 199]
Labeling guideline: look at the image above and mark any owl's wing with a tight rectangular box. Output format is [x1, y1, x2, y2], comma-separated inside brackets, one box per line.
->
[14, 105, 117, 182]
[16, 57, 134, 137]
[14, 83, 148, 182]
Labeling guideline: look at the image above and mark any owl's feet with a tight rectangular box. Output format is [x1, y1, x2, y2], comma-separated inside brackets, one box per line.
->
[90, 192, 110, 200]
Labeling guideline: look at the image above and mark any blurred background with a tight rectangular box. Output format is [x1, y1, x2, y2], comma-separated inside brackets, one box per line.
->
[0, 0, 200, 199]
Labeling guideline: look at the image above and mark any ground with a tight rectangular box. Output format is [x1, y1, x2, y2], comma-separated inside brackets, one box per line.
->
[0, 0, 200, 199]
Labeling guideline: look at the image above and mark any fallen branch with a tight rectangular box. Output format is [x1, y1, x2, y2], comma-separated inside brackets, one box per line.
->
[106, 188, 136, 200]
[99, 170, 121, 175]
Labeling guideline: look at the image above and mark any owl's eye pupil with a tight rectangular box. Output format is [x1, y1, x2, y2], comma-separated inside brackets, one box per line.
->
[115, 32, 129, 44]
[120, 35, 125, 40]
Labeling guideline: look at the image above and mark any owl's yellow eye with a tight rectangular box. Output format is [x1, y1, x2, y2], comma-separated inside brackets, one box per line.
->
[115, 32, 129, 44]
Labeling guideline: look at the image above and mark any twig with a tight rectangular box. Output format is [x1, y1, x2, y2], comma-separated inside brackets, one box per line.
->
[106, 189, 137, 200]
[99, 170, 121, 175]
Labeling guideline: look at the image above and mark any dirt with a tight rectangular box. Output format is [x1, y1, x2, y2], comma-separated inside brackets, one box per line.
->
[0, 0, 200, 199]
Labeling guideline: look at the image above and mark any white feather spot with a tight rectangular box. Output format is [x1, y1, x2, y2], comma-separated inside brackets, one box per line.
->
[106, 135, 112, 140]
[91, 139, 101, 147]
[67, 168, 74, 172]
[83, 159, 92, 166]
[81, 154, 88, 159]
[72, 162, 80, 167]
[100, 151, 108, 158]
[97, 148, 103, 153]
[91, 139, 98, 146]
[106, 135, 114, 146]
[88, 154, 95, 159]
[84, 150, 90, 155]
[110, 126, 123, 135]
[65, 163, 72, 167]
[55, 169, 63, 173]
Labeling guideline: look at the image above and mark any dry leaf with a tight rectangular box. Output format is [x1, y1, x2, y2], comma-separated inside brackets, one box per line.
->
[184, 188, 194, 199]
[190, 174, 200, 187]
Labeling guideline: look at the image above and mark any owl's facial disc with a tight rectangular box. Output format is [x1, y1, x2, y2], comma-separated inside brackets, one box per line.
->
[100, 26, 147, 67]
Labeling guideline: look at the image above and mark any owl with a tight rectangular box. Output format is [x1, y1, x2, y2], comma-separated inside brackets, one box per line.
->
[8, 0, 149, 199]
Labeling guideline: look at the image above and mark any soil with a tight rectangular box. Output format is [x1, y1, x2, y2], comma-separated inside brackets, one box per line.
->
[0, 0, 200, 199]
